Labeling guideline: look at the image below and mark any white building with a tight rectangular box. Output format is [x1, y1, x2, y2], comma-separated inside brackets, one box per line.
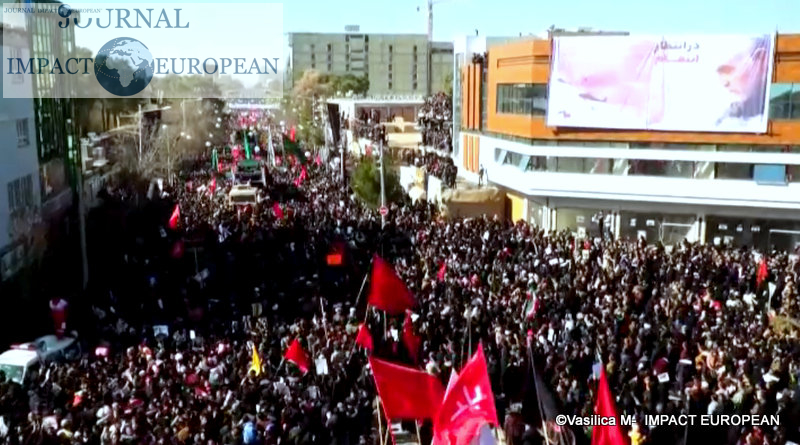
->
[1, 24, 41, 280]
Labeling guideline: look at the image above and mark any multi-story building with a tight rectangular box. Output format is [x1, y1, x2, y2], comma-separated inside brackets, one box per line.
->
[455, 33, 800, 251]
[287, 32, 453, 97]
[1, 22, 41, 282]
[1, 1, 78, 286]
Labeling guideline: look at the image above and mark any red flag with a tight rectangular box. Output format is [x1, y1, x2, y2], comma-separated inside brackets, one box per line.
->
[433, 346, 498, 445]
[757, 259, 768, 287]
[437, 261, 447, 282]
[368, 255, 416, 315]
[365, 145, 372, 157]
[315, 155, 322, 166]
[284, 339, 310, 374]
[209, 177, 217, 195]
[290, 126, 296, 142]
[170, 239, 185, 259]
[355, 323, 373, 352]
[591, 368, 627, 445]
[402, 311, 421, 364]
[369, 356, 444, 420]
[301, 165, 308, 181]
[273, 202, 284, 219]
[168, 205, 180, 230]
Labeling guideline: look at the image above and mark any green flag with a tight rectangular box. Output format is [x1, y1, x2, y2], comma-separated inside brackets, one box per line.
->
[243, 131, 251, 160]
[211, 148, 219, 171]
[283, 135, 306, 164]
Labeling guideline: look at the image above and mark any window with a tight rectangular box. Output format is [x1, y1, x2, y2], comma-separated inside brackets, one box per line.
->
[389, 45, 393, 52]
[388, 73, 392, 80]
[716, 163, 752, 180]
[9, 47, 24, 84]
[388, 81, 393, 89]
[769, 84, 799, 120]
[496, 84, 548, 115]
[327, 43, 332, 52]
[7, 175, 34, 212]
[16, 119, 30, 147]
[525, 156, 547, 172]
[413, 82, 418, 90]
[388, 63, 392, 71]
[629, 160, 694, 178]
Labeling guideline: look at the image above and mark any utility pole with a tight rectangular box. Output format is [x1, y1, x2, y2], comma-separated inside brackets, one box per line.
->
[379, 137, 386, 229]
[426, 0, 433, 97]
[138, 104, 143, 164]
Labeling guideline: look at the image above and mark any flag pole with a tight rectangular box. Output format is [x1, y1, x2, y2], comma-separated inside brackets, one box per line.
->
[415, 421, 422, 445]
[353, 261, 372, 310]
[376, 397, 385, 445]
[468, 317, 472, 358]
[527, 337, 552, 445]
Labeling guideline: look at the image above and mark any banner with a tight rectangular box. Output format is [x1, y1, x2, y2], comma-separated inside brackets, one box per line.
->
[547, 34, 775, 133]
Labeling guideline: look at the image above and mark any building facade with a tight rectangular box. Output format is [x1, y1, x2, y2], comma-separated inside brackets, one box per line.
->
[1, 24, 41, 281]
[455, 33, 800, 250]
[288, 32, 453, 97]
[1, 1, 78, 285]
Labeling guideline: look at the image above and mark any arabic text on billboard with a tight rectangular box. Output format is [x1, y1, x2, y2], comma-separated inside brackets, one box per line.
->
[546, 34, 775, 133]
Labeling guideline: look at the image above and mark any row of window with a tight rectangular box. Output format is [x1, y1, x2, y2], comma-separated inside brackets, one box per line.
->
[496, 84, 547, 115]
[7, 175, 35, 213]
[496, 149, 800, 183]
[493, 83, 800, 121]
[487, 135, 800, 154]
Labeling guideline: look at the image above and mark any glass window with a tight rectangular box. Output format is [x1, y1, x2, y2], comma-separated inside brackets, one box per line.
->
[629, 160, 694, 178]
[496, 83, 548, 116]
[16, 119, 30, 147]
[502, 152, 522, 166]
[769, 83, 794, 120]
[556, 157, 584, 173]
[788, 164, 800, 182]
[587, 158, 612, 174]
[716, 163, 752, 180]
[525, 156, 547, 172]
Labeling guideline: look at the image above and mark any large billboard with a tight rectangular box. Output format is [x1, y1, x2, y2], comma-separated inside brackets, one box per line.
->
[546, 34, 775, 133]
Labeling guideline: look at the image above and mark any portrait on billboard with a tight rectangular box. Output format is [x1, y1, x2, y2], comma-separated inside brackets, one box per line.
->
[546, 34, 775, 133]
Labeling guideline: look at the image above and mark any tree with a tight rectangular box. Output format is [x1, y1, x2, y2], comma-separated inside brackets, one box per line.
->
[350, 156, 403, 208]
[285, 70, 329, 148]
[328, 74, 369, 96]
[442, 71, 453, 98]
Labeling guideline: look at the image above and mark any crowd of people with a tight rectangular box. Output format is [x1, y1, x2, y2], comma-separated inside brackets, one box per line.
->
[418, 93, 452, 153]
[397, 150, 457, 189]
[2, 133, 800, 445]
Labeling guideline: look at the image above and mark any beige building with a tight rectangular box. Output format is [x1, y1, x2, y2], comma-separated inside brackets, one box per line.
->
[287, 32, 453, 97]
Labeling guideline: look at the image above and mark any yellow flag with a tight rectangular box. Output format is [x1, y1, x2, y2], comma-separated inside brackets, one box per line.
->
[249, 344, 262, 376]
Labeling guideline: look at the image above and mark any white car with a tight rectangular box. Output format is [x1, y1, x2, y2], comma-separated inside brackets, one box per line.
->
[0, 335, 81, 384]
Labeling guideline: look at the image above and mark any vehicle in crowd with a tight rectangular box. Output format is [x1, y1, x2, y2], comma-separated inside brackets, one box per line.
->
[0, 335, 81, 384]
[235, 159, 266, 187]
[228, 184, 262, 208]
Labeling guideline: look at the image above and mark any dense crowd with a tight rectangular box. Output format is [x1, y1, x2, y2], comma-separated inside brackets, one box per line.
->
[418, 93, 452, 153]
[3, 146, 800, 445]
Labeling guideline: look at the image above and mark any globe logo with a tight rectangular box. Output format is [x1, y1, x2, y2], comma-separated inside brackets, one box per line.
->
[58, 4, 72, 18]
[94, 38, 154, 97]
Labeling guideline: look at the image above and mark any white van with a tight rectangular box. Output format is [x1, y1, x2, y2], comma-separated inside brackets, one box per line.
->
[228, 185, 261, 207]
